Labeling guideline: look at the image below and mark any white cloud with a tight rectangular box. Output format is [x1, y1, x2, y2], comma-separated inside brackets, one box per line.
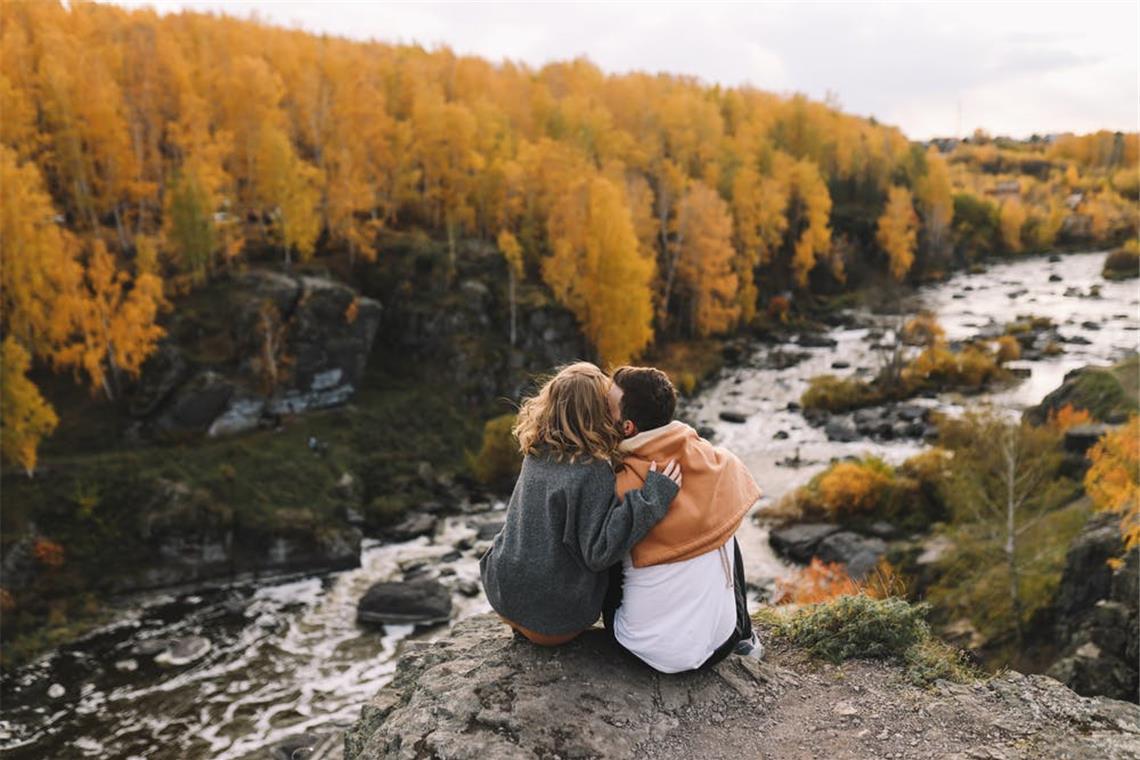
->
[103, 0, 1138, 139]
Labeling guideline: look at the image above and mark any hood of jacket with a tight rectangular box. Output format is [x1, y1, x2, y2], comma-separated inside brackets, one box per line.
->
[615, 421, 761, 568]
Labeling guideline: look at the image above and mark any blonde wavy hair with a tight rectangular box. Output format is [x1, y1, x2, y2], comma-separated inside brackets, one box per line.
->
[513, 362, 623, 463]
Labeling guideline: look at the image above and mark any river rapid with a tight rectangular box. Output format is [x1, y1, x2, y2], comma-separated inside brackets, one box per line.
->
[1, 251, 1136, 759]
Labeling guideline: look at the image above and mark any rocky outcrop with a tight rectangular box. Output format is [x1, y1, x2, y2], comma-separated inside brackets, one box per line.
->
[108, 478, 361, 594]
[1047, 513, 1138, 703]
[1024, 360, 1138, 426]
[131, 270, 382, 439]
[345, 613, 1140, 760]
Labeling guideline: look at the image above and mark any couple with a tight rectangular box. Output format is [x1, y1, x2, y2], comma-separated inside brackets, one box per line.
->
[479, 361, 763, 673]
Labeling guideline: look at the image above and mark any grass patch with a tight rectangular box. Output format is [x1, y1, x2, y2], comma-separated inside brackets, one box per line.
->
[755, 595, 977, 686]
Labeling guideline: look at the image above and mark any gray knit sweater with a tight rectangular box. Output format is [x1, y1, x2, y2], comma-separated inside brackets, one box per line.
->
[479, 454, 679, 635]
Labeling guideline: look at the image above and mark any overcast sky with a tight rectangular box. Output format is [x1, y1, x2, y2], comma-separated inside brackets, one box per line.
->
[106, 1, 1139, 140]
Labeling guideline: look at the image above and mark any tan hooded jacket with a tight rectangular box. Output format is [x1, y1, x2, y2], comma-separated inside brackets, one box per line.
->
[615, 421, 761, 568]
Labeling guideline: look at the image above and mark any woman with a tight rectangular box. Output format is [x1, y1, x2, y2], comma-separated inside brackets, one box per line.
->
[479, 362, 682, 645]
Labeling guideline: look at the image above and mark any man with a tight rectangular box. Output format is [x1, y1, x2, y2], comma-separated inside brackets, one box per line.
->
[603, 366, 762, 673]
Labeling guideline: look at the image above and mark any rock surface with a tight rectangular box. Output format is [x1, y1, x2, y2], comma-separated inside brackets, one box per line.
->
[133, 270, 382, 439]
[1048, 512, 1139, 702]
[344, 613, 1140, 760]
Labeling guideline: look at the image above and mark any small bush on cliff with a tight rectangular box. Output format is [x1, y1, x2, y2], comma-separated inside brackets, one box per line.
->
[758, 595, 976, 685]
[469, 414, 522, 489]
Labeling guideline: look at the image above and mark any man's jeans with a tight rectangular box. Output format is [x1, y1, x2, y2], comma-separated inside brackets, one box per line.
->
[601, 539, 753, 671]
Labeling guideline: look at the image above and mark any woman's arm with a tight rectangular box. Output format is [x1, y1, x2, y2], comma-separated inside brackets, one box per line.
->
[572, 460, 681, 572]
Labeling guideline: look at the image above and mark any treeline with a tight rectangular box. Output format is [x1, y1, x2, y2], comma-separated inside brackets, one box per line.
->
[1, 1, 1137, 473]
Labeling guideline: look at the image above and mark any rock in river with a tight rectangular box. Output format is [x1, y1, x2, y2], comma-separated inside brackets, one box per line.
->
[769, 523, 841, 563]
[154, 636, 212, 667]
[357, 578, 453, 626]
[816, 532, 887, 579]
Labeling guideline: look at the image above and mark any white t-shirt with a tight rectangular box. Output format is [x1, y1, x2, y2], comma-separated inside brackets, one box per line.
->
[613, 536, 738, 673]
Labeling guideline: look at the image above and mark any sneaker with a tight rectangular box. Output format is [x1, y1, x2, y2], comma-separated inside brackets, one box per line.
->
[733, 632, 764, 660]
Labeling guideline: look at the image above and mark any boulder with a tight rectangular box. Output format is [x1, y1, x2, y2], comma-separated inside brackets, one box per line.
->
[796, 334, 838, 349]
[816, 532, 888, 579]
[154, 636, 212, 667]
[128, 340, 191, 417]
[382, 513, 438, 542]
[357, 578, 453, 626]
[769, 523, 841, 563]
[824, 420, 859, 443]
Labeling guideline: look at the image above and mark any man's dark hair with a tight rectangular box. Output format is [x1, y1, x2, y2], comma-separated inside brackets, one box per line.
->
[612, 366, 677, 432]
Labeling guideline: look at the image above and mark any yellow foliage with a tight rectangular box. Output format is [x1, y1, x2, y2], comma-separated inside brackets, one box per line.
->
[0, 337, 59, 477]
[902, 312, 945, 347]
[816, 459, 894, 516]
[994, 335, 1021, 364]
[676, 182, 740, 336]
[543, 175, 655, 366]
[877, 185, 919, 280]
[999, 198, 1027, 253]
[1084, 417, 1140, 550]
[0, 145, 83, 359]
[53, 241, 167, 398]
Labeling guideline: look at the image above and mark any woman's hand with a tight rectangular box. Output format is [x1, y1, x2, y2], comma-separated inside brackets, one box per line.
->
[649, 459, 682, 489]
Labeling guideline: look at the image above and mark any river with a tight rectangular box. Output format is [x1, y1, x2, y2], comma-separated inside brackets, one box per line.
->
[1, 250, 1136, 759]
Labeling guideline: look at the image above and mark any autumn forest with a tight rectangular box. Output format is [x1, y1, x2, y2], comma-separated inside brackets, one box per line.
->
[1, 0, 1138, 475]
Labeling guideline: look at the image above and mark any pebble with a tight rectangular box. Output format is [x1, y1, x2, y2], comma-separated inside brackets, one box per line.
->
[47, 684, 65, 699]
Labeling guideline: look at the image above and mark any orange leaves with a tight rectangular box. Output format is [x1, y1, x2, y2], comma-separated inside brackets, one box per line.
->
[51, 240, 166, 398]
[33, 537, 65, 569]
[0, 337, 59, 477]
[774, 558, 906, 605]
[543, 175, 655, 366]
[877, 185, 919, 281]
[775, 558, 860, 604]
[1047, 403, 1093, 432]
[676, 182, 740, 337]
[1084, 416, 1140, 551]
[789, 159, 834, 287]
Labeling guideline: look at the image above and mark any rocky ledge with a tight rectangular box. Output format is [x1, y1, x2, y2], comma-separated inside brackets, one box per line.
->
[344, 613, 1140, 760]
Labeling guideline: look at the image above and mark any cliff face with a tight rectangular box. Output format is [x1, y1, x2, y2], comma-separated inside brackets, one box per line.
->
[345, 613, 1140, 760]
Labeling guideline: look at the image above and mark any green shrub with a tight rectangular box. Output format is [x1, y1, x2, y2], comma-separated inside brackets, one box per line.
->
[469, 413, 522, 489]
[801, 375, 881, 412]
[759, 595, 977, 685]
